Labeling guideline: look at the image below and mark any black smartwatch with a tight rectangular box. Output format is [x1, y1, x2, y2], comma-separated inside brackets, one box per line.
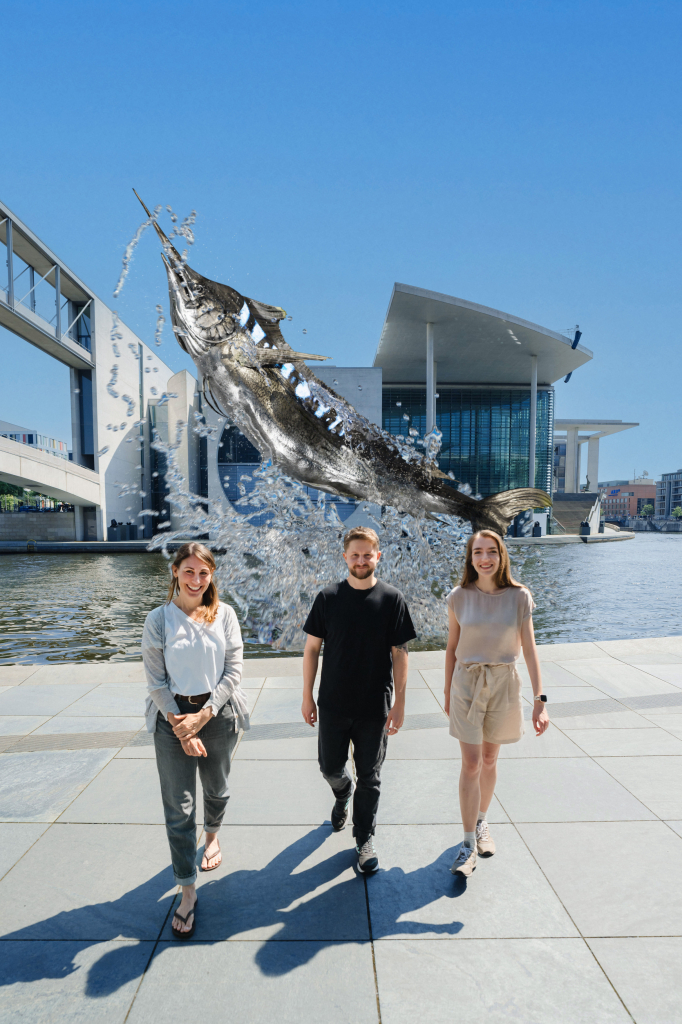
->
[533, 694, 548, 702]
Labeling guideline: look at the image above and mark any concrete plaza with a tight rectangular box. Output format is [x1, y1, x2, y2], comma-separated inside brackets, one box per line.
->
[1, 637, 682, 1023]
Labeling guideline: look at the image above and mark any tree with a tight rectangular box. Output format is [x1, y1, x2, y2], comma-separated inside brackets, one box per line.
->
[672, 506, 682, 520]
[640, 504, 654, 517]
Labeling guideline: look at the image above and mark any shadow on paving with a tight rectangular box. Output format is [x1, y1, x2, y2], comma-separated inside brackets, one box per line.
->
[0, 826, 466, 997]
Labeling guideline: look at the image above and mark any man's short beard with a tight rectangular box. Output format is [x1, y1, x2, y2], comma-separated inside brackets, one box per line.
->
[349, 565, 374, 579]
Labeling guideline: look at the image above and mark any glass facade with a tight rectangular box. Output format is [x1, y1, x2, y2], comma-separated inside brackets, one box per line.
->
[382, 387, 553, 496]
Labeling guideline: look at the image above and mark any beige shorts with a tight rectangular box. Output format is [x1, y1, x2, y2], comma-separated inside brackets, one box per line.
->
[449, 662, 525, 746]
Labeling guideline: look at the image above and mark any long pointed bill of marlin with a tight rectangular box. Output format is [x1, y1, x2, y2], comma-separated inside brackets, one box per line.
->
[135, 191, 551, 535]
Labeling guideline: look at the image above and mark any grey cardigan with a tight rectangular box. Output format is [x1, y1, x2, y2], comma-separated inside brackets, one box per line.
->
[141, 602, 250, 733]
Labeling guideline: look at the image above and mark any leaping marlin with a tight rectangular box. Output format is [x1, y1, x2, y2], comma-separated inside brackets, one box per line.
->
[134, 192, 551, 535]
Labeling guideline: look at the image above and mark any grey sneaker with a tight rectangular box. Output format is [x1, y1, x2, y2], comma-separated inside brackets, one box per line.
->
[450, 843, 477, 877]
[476, 819, 495, 857]
[356, 837, 379, 873]
[331, 789, 353, 832]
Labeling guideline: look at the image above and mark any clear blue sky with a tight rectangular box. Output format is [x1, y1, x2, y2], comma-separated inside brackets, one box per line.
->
[2, 0, 681, 481]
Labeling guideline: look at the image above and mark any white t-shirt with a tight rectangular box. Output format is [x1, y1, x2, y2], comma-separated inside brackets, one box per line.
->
[164, 601, 227, 696]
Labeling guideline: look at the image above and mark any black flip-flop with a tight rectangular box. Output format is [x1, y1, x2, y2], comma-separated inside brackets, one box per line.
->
[171, 895, 198, 940]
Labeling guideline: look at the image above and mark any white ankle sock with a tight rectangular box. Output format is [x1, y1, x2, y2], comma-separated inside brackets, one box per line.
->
[477, 812, 487, 826]
[463, 831, 476, 849]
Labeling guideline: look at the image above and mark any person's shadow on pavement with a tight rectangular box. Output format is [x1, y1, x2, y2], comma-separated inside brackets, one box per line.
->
[0, 824, 465, 996]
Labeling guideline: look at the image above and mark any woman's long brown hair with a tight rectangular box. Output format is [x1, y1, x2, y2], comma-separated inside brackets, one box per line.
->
[460, 530, 523, 590]
[166, 542, 220, 623]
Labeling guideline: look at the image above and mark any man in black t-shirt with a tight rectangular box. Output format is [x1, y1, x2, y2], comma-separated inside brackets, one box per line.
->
[301, 525, 416, 873]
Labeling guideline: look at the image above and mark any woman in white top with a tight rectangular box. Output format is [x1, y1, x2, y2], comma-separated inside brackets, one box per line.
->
[142, 541, 249, 938]
[444, 530, 549, 879]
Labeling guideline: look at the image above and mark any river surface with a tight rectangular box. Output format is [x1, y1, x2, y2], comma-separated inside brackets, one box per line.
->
[0, 533, 680, 663]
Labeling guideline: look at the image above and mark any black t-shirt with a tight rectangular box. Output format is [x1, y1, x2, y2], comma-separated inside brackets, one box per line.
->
[303, 578, 417, 718]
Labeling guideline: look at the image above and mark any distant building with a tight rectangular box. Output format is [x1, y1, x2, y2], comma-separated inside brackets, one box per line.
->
[0, 419, 69, 461]
[656, 470, 682, 517]
[600, 479, 656, 517]
[553, 420, 638, 494]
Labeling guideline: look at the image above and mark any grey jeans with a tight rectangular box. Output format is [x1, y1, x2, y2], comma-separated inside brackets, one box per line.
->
[154, 699, 239, 886]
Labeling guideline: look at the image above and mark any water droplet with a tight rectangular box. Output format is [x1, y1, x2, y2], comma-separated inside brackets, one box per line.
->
[287, 315, 293, 321]
[435, 393, 439, 398]
[73, 388, 80, 394]
[97, 446, 109, 457]
[145, 367, 151, 373]
[150, 387, 158, 395]
[396, 401, 402, 407]
[302, 329, 307, 334]
[333, 379, 339, 385]
[403, 413, 410, 421]
[120, 423, 126, 430]
[152, 471, 158, 478]
[153, 367, 158, 372]
[357, 385, 362, 391]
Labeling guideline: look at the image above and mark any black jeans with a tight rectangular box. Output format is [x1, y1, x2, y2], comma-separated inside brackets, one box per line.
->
[317, 708, 388, 846]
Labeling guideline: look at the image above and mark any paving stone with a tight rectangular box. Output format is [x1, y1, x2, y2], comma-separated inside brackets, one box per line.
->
[556, 709, 656, 730]
[0, 715, 50, 736]
[234, 734, 319, 759]
[565, 727, 682, 756]
[64, 685, 146, 717]
[34, 716, 145, 735]
[630, 663, 682, 687]
[493, 757, 656, 822]
[0, 823, 175, 940]
[28, 662, 147, 684]
[128, 939, 378, 1024]
[0, 822, 49, 879]
[645, 717, 682, 738]
[521, 685, 606, 704]
[518, 821, 682, 935]
[58, 758, 187, 825]
[380, 760, 509, 824]
[665, 820, 682, 838]
[594, 754, 682, 818]
[385, 727, 458, 760]
[0, 685, 96, 717]
[555, 659, 679, 698]
[0, 665, 40, 685]
[0, 748, 117, 822]
[367, 824, 576, 939]
[588, 937, 682, 1024]
[243, 657, 304, 677]
[249, 689, 308, 725]
[373, 938, 631, 1024]
[223, 760, 331, 825]
[595, 637, 682, 659]
[0, 940, 152, 1024]
[536, 641, 603, 661]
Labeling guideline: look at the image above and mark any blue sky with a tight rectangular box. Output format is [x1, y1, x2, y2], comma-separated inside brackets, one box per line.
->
[2, 0, 681, 481]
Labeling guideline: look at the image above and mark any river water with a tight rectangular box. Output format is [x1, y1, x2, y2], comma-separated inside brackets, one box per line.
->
[0, 533, 680, 664]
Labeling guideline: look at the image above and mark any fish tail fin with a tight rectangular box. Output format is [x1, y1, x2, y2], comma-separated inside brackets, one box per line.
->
[443, 487, 552, 535]
[132, 188, 183, 263]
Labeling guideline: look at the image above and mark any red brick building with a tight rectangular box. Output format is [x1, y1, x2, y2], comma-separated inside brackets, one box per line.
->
[600, 479, 656, 517]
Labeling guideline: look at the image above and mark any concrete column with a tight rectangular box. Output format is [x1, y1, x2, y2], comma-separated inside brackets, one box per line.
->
[565, 427, 579, 493]
[528, 355, 537, 488]
[167, 370, 200, 531]
[426, 323, 435, 432]
[6, 220, 14, 307]
[74, 505, 84, 541]
[54, 265, 61, 339]
[587, 437, 599, 492]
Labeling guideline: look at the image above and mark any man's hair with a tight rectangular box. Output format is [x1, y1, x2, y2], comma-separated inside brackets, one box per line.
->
[343, 526, 380, 551]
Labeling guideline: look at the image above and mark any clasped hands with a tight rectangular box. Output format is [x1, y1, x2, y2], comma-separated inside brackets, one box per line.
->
[168, 708, 213, 757]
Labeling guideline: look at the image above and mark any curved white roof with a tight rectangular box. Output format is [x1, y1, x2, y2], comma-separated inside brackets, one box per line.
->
[373, 283, 593, 386]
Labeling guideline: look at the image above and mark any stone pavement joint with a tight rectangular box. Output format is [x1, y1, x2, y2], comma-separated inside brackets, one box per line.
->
[1, 634, 682, 1022]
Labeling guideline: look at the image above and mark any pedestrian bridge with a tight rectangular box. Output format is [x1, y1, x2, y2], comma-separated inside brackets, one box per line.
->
[0, 434, 100, 507]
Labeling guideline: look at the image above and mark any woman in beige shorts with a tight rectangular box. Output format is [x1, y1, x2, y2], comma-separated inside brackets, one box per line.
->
[445, 529, 549, 878]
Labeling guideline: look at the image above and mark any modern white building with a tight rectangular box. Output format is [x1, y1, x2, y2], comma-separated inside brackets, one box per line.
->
[0, 199, 182, 539]
[553, 419, 639, 494]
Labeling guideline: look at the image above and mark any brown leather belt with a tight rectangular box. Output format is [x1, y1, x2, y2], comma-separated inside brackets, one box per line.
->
[175, 692, 210, 708]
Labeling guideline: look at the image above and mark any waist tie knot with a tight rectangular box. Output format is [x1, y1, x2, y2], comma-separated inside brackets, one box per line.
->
[462, 662, 516, 725]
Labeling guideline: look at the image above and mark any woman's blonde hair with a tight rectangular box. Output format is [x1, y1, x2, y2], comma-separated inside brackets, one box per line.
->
[166, 542, 220, 622]
[460, 530, 523, 590]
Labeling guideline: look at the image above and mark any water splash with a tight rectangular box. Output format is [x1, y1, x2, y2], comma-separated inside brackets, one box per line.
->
[143, 427, 532, 651]
[114, 205, 162, 298]
[106, 365, 119, 399]
[155, 304, 165, 346]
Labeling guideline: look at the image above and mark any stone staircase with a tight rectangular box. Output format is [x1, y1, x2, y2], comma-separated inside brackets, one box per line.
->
[551, 493, 600, 534]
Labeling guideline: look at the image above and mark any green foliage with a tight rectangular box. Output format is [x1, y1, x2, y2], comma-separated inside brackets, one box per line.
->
[640, 504, 654, 517]
[672, 506, 682, 520]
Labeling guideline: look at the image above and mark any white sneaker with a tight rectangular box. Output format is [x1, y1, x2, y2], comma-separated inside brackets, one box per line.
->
[450, 843, 477, 877]
[476, 819, 496, 857]
[356, 837, 379, 873]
